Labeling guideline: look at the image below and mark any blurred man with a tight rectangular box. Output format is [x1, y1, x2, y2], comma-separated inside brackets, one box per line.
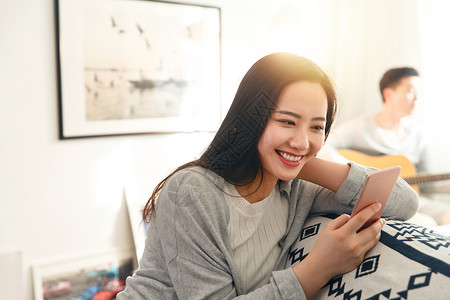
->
[325, 67, 429, 173]
[321, 67, 450, 227]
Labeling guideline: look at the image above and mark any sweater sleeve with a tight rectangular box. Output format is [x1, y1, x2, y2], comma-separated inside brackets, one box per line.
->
[309, 162, 419, 220]
[119, 169, 307, 300]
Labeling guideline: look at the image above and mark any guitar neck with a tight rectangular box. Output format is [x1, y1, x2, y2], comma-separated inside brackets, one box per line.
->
[403, 173, 450, 185]
[336, 149, 450, 187]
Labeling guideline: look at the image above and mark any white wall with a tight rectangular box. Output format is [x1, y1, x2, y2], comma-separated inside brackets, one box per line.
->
[0, 1, 288, 299]
[1, 1, 449, 299]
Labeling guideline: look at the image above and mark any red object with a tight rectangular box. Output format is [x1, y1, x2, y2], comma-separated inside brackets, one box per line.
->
[92, 280, 125, 300]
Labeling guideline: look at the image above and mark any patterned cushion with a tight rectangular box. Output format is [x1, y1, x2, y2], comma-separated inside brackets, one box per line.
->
[286, 215, 450, 299]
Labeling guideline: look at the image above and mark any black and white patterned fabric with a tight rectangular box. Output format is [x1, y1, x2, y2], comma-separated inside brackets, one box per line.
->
[287, 215, 450, 299]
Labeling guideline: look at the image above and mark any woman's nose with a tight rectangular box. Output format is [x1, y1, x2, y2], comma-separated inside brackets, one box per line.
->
[290, 130, 309, 150]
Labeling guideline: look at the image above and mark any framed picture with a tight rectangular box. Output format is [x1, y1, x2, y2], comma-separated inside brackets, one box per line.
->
[32, 249, 135, 300]
[55, 0, 221, 139]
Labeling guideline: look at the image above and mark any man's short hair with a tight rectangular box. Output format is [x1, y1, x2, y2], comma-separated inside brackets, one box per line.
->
[379, 67, 419, 101]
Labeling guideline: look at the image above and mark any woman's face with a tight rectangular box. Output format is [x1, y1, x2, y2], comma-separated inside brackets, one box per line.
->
[257, 81, 328, 183]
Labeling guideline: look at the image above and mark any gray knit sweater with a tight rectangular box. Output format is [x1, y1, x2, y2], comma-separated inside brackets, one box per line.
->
[118, 162, 418, 299]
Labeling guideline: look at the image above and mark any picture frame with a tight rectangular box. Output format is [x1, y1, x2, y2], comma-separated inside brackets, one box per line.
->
[55, 0, 221, 139]
[32, 249, 135, 300]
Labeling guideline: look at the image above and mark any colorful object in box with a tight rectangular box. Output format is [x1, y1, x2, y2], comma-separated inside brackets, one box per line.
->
[43, 280, 71, 298]
[86, 267, 118, 280]
[92, 279, 125, 300]
[70, 285, 100, 300]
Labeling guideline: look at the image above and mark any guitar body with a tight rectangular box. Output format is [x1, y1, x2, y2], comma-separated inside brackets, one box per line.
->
[337, 149, 450, 193]
[337, 149, 419, 192]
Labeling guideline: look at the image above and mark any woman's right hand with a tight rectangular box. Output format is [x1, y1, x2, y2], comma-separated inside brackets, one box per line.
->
[293, 203, 385, 299]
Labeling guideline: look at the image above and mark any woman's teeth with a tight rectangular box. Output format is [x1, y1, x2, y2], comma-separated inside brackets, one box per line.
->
[278, 151, 302, 162]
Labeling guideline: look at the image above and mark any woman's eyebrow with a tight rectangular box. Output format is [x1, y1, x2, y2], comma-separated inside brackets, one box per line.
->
[273, 110, 326, 121]
[273, 110, 301, 119]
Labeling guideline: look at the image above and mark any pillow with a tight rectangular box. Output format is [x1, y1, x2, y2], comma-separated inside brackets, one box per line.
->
[286, 215, 450, 299]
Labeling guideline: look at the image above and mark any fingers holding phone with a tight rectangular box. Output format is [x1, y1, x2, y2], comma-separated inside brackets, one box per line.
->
[348, 203, 386, 250]
[304, 205, 385, 279]
[347, 202, 384, 233]
[295, 168, 400, 287]
[351, 166, 401, 230]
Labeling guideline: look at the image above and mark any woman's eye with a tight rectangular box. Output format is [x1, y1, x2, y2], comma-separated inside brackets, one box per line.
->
[312, 125, 324, 131]
[279, 120, 295, 126]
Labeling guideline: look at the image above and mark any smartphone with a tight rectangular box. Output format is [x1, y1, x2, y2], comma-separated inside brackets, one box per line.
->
[351, 166, 402, 230]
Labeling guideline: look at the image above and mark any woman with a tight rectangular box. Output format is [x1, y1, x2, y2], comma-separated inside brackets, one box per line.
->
[118, 53, 418, 299]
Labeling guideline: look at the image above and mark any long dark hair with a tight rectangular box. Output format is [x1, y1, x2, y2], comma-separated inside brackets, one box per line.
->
[143, 53, 337, 222]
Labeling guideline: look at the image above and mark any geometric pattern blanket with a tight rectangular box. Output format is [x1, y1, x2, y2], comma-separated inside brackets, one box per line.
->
[286, 215, 450, 300]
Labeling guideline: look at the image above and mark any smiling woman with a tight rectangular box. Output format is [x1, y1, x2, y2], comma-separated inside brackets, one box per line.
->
[257, 81, 328, 184]
[117, 53, 419, 299]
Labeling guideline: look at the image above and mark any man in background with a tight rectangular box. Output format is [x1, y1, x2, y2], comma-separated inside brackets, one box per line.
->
[321, 67, 450, 227]
[324, 67, 429, 173]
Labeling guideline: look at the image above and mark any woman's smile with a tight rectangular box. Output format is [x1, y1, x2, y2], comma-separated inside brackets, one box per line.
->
[276, 150, 303, 166]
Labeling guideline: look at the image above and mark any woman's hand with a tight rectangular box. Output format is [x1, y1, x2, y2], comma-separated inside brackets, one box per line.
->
[293, 203, 385, 298]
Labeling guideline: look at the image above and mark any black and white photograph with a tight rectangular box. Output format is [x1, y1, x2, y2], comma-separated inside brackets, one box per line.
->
[56, 0, 221, 138]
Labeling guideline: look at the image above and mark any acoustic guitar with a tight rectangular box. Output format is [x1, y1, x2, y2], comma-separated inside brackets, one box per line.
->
[337, 149, 450, 193]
